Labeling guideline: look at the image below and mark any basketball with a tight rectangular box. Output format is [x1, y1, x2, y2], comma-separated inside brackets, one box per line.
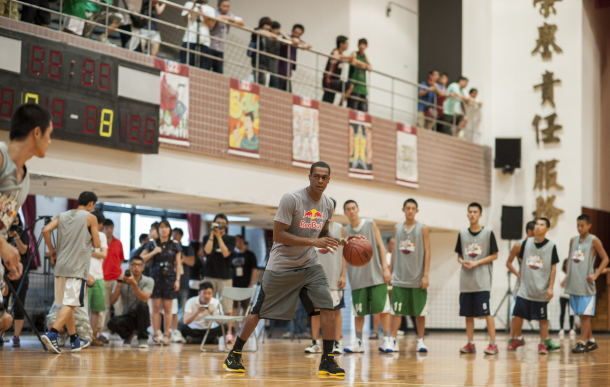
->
[343, 237, 373, 267]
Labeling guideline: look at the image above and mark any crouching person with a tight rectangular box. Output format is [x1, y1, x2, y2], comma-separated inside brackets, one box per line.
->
[181, 281, 227, 344]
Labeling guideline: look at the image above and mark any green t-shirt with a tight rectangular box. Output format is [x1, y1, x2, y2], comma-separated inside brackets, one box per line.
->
[349, 53, 368, 95]
[86, 0, 108, 14]
[443, 82, 466, 116]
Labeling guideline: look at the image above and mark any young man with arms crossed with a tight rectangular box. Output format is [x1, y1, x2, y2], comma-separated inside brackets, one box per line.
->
[42, 191, 101, 353]
[455, 202, 499, 355]
[88, 210, 108, 346]
[565, 214, 609, 353]
[505, 221, 535, 349]
[305, 197, 346, 355]
[388, 199, 431, 353]
[342, 200, 392, 353]
[224, 161, 344, 376]
[509, 218, 561, 354]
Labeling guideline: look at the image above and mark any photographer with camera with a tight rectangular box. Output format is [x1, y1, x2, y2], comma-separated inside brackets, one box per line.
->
[1, 214, 30, 347]
[180, 0, 216, 69]
[181, 281, 226, 344]
[107, 256, 154, 348]
[200, 213, 236, 342]
[140, 219, 181, 345]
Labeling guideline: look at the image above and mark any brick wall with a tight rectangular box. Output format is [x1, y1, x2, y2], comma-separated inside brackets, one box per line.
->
[2, 19, 492, 205]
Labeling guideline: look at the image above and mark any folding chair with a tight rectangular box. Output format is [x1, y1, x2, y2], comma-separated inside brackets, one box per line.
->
[200, 286, 258, 352]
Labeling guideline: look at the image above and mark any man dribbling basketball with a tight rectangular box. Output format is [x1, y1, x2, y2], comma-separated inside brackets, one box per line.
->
[223, 161, 345, 377]
[342, 200, 392, 353]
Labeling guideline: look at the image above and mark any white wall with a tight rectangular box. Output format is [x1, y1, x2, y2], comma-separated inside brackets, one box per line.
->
[32, 196, 68, 272]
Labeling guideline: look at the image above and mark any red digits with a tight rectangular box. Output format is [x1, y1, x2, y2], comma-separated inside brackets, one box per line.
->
[98, 63, 111, 91]
[84, 106, 97, 133]
[129, 115, 141, 142]
[51, 99, 64, 127]
[0, 89, 14, 118]
[30, 46, 45, 75]
[144, 118, 155, 145]
[49, 51, 62, 79]
[82, 59, 95, 87]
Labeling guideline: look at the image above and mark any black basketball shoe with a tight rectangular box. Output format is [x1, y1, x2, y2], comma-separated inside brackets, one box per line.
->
[223, 350, 245, 373]
[318, 354, 345, 376]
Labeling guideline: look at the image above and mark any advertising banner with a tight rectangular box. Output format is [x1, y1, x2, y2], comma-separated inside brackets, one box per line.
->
[155, 58, 189, 146]
[229, 79, 260, 158]
[292, 95, 320, 168]
[396, 123, 419, 188]
[348, 110, 373, 179]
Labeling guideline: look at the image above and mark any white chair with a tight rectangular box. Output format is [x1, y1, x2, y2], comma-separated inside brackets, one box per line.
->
[200, 286, 258, 352]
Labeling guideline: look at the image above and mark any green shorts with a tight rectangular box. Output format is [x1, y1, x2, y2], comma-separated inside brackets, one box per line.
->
[88, 279, 106, 312]
[390, 286, 428, 316]
[351, 284, 390, 316]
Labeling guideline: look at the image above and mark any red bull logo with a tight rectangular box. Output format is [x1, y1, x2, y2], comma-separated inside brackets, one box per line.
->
[300, 209, 324, 230]
[303, 209, 324, 220]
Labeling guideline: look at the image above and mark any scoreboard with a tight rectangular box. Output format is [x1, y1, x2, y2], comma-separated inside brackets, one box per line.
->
[0, 29, 160, 154]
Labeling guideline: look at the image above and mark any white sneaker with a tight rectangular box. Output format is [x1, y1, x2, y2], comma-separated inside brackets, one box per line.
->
[156, 330, 164, 345]
[381, 337, 394, 353]
[170, 329, 186, 343]
[138, 339, 149, 349]
[397, 330, 405, 337]
[569, 329, 576, 340]
[417, 338, 428, 353]
[333, 340, 342, 354]
[344, 339, 365, 353]
[304, 341, 321, 353]
[558, 329, 565, 339]
[392, 338, 400, 352]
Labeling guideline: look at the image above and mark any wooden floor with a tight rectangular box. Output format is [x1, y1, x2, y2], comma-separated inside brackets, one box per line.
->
[1, 332, 608, 386]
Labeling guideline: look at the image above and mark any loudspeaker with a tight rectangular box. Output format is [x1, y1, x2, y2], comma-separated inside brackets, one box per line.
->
[495, 138, 521, 174]
[501, 206, 523, 240]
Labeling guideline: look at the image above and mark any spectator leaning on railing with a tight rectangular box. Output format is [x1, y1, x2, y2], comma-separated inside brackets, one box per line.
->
[21, 0, 51, 28]
[83, 0, 124, 43]
[347, 38, 372, 112]
[139, 0, 165, 57]
[441, 76, 473, 137]
[250, 17, 276, 86]
[278, 24, 311, 92]
[181, 0, 216, 69]
[417, 69, 445, 130]
[209, 0, 244, 74]
[322, 35, 354, 106]
[266, 21, 283, 89]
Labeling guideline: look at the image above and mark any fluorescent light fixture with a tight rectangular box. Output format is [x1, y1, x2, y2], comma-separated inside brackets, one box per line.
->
[201, 214, 250, 222]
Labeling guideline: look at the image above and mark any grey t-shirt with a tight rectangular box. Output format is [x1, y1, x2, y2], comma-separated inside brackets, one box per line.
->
[54, 210, 93, 280]
[344, 219, 385, 290]
[565, 234, 597, 296]
[0, 142, 30, 237]
[318, 221, 343, 289]
[517, 238, 559, 302]
[266, 187, 334, 271]
[393, 221, 425, 288]
[455, 227, 498, 293]
[121, 274, 155, 313]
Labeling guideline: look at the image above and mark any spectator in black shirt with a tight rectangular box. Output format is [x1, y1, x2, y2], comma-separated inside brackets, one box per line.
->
[130, 233, 149, 259]
[232, 236, 258, 317]
[172, 228, 194, 324]
[200, 213, 236, 341]
[250, 17, 277, 86]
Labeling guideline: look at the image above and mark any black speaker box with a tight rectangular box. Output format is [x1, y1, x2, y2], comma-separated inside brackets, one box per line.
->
[495, 138, 521, 172]
[501, 206, 523, 240]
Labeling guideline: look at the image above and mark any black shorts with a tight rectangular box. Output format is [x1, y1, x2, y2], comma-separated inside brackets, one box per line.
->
[150, 267, 177, 300]
[322, 79, 353, 103]
[459, 291, 491, 318]
[513, 296, 548, 321]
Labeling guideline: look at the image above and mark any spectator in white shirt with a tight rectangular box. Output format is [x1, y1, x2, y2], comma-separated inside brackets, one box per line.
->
[180, 0, 216, 69]
[88, 211, 109, 346]
[209, 0, 244, 74]
[181, 281, 227, 344]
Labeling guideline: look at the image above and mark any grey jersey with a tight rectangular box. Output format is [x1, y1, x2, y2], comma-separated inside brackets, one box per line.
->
[318, 221, 343, 290]
[267, 187, 334, 271]
[565, 234, 597, 296]
[513, 238, 526, 294]
[458, 227, 493, 293]
[344, 219, 385, 290]
[518, 238, 556, 302]
[54, 210, 93, 280]
[0, 142, 30, 237]
[393, 222, 425, 288]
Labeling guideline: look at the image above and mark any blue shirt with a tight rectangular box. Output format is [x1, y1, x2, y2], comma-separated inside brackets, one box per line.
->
[418, 82, 436, 112]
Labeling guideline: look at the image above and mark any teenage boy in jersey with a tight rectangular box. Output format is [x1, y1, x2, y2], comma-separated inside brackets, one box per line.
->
[565, 214, 609, 353]
[505, 221, 536, 349]
[388, 198, 430, 353]
[224, 161, 344, 377]
[42, 191, 101, 354]
[305, 197, 346, 355]
[455, 202, 499, 355]
[509, 218, 561, 354]
[342, 200, 392, 353]
[0, 104, 52, 284]
[88, 211, 108, 346]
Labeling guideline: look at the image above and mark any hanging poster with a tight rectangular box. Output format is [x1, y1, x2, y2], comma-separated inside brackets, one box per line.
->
[229, 79, 260, 158]
[292, 96, 320, 168]
[348, 110, 373, 179]
[396, 123, 419, 188]
[155, 58, 189, 146]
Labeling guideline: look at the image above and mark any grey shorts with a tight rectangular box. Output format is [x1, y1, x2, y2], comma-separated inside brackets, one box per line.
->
[251, 265, 333, 321]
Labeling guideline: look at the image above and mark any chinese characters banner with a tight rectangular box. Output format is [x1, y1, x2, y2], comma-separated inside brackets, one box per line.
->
[229, 79, 260, 158]
[292, 96, 320, 168]
[155, 58, 189, 146]
[348, 110, 373, 179]
[396, 124, 418, 188]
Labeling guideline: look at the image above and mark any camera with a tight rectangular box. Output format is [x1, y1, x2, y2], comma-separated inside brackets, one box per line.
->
[159, 261, 170, 275]
[9, 221, 22, 234]
[124, 269, 132, 277]
[211, 223, 226, 231]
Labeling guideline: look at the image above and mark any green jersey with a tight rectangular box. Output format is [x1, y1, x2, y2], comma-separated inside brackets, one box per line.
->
[349, 52, 368, 95]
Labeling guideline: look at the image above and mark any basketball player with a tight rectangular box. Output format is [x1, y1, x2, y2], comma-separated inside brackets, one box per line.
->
[224, 161, 344, 376]
[305, 197, 346, 355]
[565, 214, 608, 353]
[505, 220, 535, 349]
[41, 191, 101, 353]
[455, 203, 499, 355]
[510, 218, 561, 354]
[388, 198, 430, 352]
[342, 200, 392, 353]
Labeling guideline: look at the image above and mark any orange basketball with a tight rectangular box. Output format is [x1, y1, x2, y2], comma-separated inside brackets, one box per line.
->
[343, 237, 373, 267]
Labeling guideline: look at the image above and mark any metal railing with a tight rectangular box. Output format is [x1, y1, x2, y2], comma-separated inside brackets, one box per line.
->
[3, 0, 481, 141]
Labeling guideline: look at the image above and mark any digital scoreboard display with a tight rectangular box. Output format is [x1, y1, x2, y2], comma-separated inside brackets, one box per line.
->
[0, 30, 160, 154]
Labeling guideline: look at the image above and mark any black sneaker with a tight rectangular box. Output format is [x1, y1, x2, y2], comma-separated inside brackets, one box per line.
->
[587, 341, 599, 352]
[318, 354, 345, 377]
[571, 342, 589, 354]
[223, 350, 245, 373]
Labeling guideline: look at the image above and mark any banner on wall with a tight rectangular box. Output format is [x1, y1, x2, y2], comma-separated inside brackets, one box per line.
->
[396, 123, 419, 188]
[155, 58, 189, 146]
[229, 79, 260, 158]
[348, 110, 373, 179]
[292, 96, 320, 168]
